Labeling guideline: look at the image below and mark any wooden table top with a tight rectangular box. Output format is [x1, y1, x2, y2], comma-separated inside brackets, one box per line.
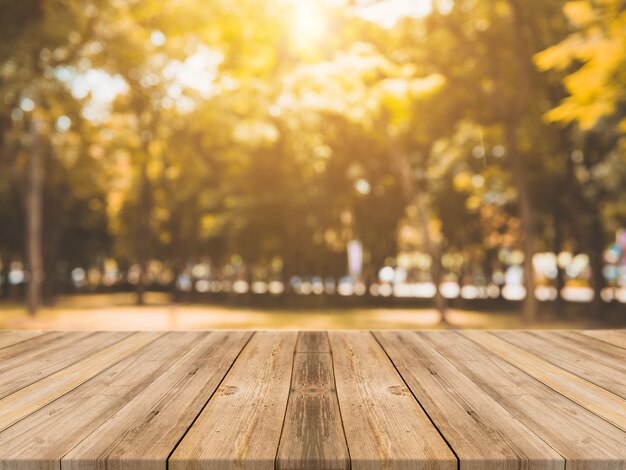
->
[0, 330, 624, 470]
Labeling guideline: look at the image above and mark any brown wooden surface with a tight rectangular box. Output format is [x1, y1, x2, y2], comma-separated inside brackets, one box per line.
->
[169, 331, 297, 470]
[329, 331, 456, 470]
[0, 329, 624, 470]
[276, 332, 349, 470]
[374, 331, 563, 470]
[424, 331, 626, 470]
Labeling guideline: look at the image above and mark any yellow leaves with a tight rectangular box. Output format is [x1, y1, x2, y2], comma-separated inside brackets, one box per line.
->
[534, 37, 580, 71]
[536, 0, 626, 130]
[545, 99, 615, 130]
[563, 1, 596, 27]
[540, 32, 621, 129]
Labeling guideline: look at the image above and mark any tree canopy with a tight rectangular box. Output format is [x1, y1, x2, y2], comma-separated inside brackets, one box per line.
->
[1, 0, 625, 318]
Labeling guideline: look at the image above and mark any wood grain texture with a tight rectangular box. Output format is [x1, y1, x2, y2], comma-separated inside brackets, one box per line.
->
[0, 332, 75, 363]
[62, 331, 251, 470]
[276, 332, 349, 470]
[169, 331, 298, 470]
[494, 330, 626, 399]
[375, 331, 563, 470]
[0, 332, 198, 470]
[549, 331, 626, 363]
[295, 331, 331, 353]
[328, 331, 456, 470]
[0, 330, 625, 470]
[422, 331, 626, 469]
[0, 331, 45, 350]
[463, 330, 626, 432]
[0, 331, 131, 399]
[579, 330, 626, 350]
[0, 331, 162, 433]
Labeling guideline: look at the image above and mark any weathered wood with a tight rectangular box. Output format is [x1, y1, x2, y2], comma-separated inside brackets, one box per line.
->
[0, 331, 162, 433]
[0, 332, 198, 470]
[169, 331, 297, 470]
[494, 330, 626, 399]
[62, 331, 251, 470]
[295, 331, 331, 353]
[277, 332, 349, 470]
[0, 331, 45, 350]
[328, 331, 457, 470]
[0, 331, 76, 363]
[549, 331, 626, 363]
[423, 331, 626, 469]
[578, 329, 626, 350]
[463, 330, 626, 432]
[0, 331, 131, 399]
[375, 331, 563, 470]
[0, 330, 624, 470]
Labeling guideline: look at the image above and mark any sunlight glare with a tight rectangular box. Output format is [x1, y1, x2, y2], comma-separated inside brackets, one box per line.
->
[291, 0, 328, 49]
[356, 0, 433, 28]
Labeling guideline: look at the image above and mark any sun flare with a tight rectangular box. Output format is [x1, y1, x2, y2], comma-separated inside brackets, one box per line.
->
[291, 0, 328, 49]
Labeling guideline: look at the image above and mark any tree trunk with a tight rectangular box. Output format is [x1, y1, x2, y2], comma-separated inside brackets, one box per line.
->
[391, 139, 449, 325]
[564, 148, 607, 316]
[26, 109, 44, 316]
[587, 217, 606, 316]
[414, 192, 449, 325]
[133, 154, 150, 306]
[0, 254, 10, 300]
[552, 209, 565, 316]
[135, 121, 153, 306]
[506, 122, 538, 323]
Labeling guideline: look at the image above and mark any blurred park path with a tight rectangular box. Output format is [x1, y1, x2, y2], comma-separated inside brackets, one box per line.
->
[0, 294, 613, 331]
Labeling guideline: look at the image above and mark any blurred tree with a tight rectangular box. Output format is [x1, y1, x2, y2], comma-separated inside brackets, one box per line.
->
[419, 0, 574, 321]
[535, 0, 626, 132]
[536, 0, 626, 312]
[1, 0, 624, 317]
[0, 0, 111, 312]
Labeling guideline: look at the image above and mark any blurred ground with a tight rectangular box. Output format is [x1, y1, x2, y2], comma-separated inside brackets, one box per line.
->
[0, 293, 618, 330]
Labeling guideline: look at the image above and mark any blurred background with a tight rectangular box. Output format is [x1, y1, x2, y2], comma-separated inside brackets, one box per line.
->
[0, 0, 625, 330]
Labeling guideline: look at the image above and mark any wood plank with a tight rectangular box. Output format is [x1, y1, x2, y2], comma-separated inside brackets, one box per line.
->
[276, 332, 349, 470]
[551, 331, 626, 363]
[61, 331, 251, 470]
[328, 331, 456, 470]
[0, 332, 78, 363]
[579, 330, 626, 350]
[0, 331, 162, 432]
[0, 331, 132, 399]
[494, 330, 626, 399]
[169, 331, 297, 470]
[375, 331, 563, 470]
[0, 331, 46, 350]
[463, 330, 626, 431]
[421, 331, 626, 469]
[0, 332, 204, 470]
[295, 331, 331, 353]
